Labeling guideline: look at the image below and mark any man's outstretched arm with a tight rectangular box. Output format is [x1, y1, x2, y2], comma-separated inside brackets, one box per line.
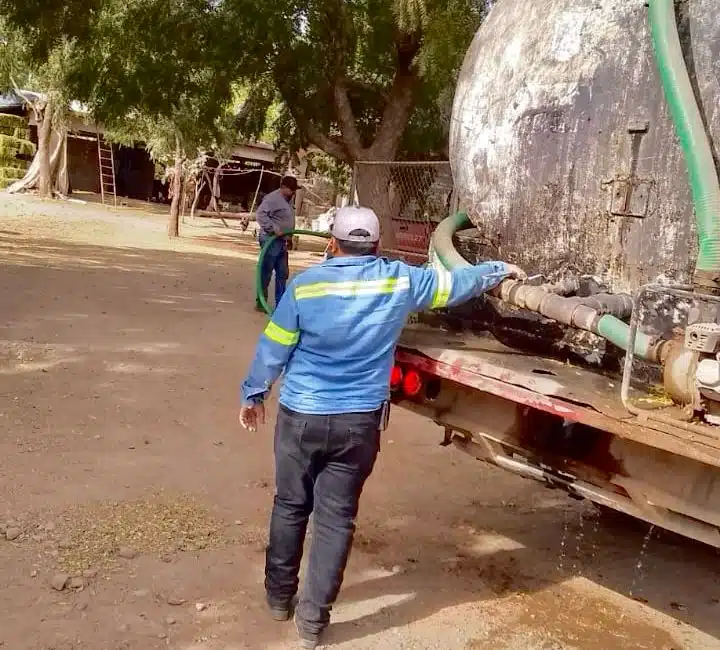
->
[240, 284, 300, 427]
[406, 261, 526, 312]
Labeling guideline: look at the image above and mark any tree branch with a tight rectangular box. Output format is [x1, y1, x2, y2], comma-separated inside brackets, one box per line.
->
[368, 33, 421, 160]
[12, 82, 45, 122]
[326, 0, 363, 160]
[333, 79, 363, 159]
[279, 86, 351, 163]
[304, 120, 350, 164]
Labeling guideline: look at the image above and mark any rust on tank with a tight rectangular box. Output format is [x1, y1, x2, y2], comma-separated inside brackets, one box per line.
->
[450, 0, 716, 295]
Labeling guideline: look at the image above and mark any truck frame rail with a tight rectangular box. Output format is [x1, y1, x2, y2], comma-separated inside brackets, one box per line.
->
[394, 324, 720, 549]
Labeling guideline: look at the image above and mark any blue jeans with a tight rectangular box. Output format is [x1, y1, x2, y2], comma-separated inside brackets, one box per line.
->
[258, 234, 289, 307]
[265, 405, 382, 635]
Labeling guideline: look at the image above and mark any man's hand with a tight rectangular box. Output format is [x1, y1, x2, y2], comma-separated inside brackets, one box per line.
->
[504, 264, 527, 281]
[239, 403, 266, 432]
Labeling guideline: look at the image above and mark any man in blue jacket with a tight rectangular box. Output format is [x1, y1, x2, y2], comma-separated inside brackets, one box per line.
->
[239, 206, 525, 648]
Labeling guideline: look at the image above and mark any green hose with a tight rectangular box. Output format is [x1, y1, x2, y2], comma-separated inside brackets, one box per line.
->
[596, 314, 654, 360]
[430, 212, 656, 359]
[649, 0, 720, 289]
[256, 229, 331, 316]
[429, 211, 473, 270]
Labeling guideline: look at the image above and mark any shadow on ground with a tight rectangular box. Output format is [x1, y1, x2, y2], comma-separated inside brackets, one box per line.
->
[0, 231, 718, 650]
[317, 490, 720, 647]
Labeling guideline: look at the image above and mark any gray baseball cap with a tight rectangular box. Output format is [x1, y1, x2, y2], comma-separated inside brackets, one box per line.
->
[331, 207, 380, 243]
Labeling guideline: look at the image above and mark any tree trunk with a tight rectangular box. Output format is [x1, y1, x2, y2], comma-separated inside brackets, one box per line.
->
[301, 75, 417, 249]
[354, 165, 398, 249]
[168, 147, 183, 238]
[37, 100, 53, 199]
[209, 163, 224, 213]
[286, 31, 420, 249]
[190, 175, 206, 218]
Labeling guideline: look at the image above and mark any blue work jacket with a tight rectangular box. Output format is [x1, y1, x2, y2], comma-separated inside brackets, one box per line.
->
[241, 255, 510, 414]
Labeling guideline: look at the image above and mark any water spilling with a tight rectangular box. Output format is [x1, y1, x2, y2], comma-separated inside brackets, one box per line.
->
[572, 509, 586, 575]
[629, 524, 656, 600]
[557, 507, 570, 573]
[588, 508, 601, 562]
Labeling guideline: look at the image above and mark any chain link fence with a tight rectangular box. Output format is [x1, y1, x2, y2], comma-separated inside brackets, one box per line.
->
[352, 161, 454, 264]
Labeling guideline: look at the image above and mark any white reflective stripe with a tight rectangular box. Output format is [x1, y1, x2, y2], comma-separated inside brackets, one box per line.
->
[295, 276, 410, 300]
[431, 268, 453, 309]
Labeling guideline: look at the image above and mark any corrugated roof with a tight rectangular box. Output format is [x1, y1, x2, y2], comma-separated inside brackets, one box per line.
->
[0, 92, 24, 111]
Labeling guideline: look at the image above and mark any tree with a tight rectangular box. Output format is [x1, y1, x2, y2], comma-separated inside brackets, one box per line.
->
[75, 1, 237, 236]
[229, 0, 486, 162]
[0, 21, 72, 197]
[1, 0, 233, 217]
[1, 0, 487, 239]
[227, 0, 488, 242]
[105, 101, 224, 237]
[306, 151, 351, 205]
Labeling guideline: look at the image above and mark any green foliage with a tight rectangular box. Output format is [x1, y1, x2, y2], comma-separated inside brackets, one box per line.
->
[0, 133, 35, 157]
[234, 78, 279, 145]
[0, 18, 75, 143]
[0, 0, 99, 60]
[0, 165, 24, 181]
[2, 1, 235, 149]
[416, 0, 488, 78]
[393, 0, 429, 33]
[1, 0, 487, 168]
[64, 0, 233, 132]
[227, 0, 487, 162]
[307, 151, 351, 196]
[0, 113, 24, 129]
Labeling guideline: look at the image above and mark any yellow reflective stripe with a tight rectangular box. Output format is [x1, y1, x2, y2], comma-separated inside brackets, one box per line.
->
[431, 268, 453, 309]
[294, 276, 410, 300]
[263, 321, 299, 346]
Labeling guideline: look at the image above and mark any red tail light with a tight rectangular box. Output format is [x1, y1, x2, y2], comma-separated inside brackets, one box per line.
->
[402, 370, 423, 397]
[390, 365, 403, 391]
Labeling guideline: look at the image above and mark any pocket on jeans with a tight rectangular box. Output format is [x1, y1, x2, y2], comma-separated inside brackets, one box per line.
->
[345, 413, 381, 446]
[275, 407, 308, 452]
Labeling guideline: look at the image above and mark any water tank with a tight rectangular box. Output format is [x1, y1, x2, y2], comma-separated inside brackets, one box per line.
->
[450, 0, 720, 294]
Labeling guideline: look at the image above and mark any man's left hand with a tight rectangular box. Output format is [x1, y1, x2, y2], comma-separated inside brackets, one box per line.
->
[239, 403, 266, 432]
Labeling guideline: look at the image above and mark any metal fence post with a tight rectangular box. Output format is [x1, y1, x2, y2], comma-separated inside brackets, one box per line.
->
[349, 162, 359, 207]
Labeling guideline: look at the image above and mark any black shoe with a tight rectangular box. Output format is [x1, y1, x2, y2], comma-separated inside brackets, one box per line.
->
[295, 616, 323, 649]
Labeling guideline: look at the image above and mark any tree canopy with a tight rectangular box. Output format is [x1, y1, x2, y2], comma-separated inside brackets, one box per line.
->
[230, 0, 487, 163]
[1, 1, 235, 213]
[1, 0, 487, 166]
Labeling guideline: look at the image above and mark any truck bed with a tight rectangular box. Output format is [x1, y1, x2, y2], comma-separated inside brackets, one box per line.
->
[398, 324, 720, 469]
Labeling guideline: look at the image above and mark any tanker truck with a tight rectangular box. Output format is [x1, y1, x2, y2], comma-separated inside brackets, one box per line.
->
[385, 0, 720, 547]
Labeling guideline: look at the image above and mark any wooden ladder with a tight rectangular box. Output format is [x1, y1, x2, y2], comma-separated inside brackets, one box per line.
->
[96, 136, 117, 206]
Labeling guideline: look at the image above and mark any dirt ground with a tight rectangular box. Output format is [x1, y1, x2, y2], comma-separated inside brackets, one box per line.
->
[1, 194, 720, 650]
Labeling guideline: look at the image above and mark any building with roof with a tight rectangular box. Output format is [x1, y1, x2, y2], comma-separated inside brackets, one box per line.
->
[1, 90, 281, 206]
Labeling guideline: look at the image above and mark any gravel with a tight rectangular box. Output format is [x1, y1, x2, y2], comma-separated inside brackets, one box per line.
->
[49, 495, 223, 573]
